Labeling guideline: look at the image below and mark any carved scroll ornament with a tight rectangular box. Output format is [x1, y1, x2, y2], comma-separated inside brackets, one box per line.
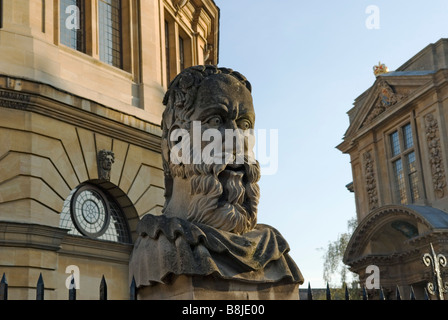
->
[364, 151, 378, 210]
[425, 114, 446, 198]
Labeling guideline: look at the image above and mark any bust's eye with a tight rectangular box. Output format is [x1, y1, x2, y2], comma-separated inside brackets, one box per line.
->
[237, 119, 252, 130]
[206, 116, 222, 127]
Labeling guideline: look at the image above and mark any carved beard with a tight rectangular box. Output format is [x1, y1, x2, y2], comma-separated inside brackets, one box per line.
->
[170, 160, 261, 234]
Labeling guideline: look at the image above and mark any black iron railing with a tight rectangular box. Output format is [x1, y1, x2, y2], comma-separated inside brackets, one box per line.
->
[0, 273, 137, 300]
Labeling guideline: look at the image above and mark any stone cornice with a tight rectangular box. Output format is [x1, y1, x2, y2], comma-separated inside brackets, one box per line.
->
[0, 221, 133, 264]
[59, 235, 133, 264]
[0, 74, 163, 153]
[347, 247, 421, 270]
[0, 221, 68, 251]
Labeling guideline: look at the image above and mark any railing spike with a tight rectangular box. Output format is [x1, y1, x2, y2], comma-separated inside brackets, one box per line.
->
[410, 285, 416, 300]
[362, 286, 368, 300]
[100, 275, 107, 300]
[36, 273, 44, 300]
[0, 273, 8, 300]
[68, 275, 76, 300]
[307, 282, 313, 300]
[424, 287, 430, 300]
[379, 287, 385, 300]
[326, 282, 331, 300]
[396, 285, 402, 300]
[130, 276, 137, 300]
[344, 283, 350, 300]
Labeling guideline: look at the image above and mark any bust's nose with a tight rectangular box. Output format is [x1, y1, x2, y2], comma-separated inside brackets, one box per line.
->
[222, 121, 245, 164]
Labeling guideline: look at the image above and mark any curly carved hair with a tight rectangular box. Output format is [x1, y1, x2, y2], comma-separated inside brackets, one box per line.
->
[162, 65, 251, 129]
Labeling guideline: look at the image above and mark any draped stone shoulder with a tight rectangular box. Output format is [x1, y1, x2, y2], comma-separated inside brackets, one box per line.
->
[129, 214, 304, 287]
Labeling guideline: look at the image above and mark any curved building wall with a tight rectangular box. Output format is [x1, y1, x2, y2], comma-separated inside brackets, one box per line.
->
[0, 0, 219, 299]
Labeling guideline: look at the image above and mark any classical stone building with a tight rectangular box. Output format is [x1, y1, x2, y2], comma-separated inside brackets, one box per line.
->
[338, 38, 448, 299]
[0, 0, 219, 299]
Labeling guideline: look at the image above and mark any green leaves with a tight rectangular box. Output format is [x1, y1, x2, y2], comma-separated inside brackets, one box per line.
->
[322, 217, 358, 287]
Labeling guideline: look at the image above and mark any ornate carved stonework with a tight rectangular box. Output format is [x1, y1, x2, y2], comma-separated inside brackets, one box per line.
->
[97, 150, 115, 181]
[363, 80, 406, 126]
[425, 113, 446, 198]
[363, 151, 378, 210]
[0, 90, 31, 110]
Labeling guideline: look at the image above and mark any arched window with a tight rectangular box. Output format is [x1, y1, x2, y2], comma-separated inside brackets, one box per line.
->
[60, 183, 131, 244]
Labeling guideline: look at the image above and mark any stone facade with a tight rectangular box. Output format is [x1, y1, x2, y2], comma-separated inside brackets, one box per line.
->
[337, 38, 448, 299]
[0, 0, 219, 299]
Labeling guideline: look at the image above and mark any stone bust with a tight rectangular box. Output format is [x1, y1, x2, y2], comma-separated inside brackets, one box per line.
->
[129, 65, 303, 291]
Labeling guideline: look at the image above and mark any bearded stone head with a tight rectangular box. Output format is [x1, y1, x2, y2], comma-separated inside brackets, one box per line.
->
[161, 65, 261, 235]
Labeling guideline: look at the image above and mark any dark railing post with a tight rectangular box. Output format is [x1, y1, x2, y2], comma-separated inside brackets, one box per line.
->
[424, 287, 430, 300]
[379, 287, 385, 300]
[0, 273, 436, 301]
[326, 283, 331, 300]
[395, 285, 401, 300]
[130, 276, 137, 300]
[69, 275, 76, 300]
[362, 286, 368, 300]
[36, 273, 44, 300]
[0, 273, 7, 300]
[307, 282, 313, 300]
[100, 275, 107, 300]
[410, 285, 416, 300]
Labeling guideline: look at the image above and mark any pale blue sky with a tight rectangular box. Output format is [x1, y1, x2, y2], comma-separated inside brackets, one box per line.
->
[215, 0, 448, 288]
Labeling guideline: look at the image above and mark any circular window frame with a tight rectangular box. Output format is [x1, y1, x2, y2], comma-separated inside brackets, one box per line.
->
[70, 185, 111, 239]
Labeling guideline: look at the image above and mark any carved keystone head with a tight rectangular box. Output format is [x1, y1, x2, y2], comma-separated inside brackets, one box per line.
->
[98, 150, 115, 181]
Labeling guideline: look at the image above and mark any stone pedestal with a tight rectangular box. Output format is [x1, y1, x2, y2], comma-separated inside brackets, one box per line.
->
[137, 275, 300, 300]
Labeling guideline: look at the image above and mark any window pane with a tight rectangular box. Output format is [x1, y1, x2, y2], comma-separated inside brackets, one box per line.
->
[409, 172, 420, 202]
[179, 36, 185, 71]
[60, 0, 85, 52]
[165, 21, 170, 86]
[393, 159, 407, 204]
[406, 152, 420, 202]
[390, 131, 400, 157]
[98, 0, 122, 68]
[407, 152, 417, 173]
[403, 124, 414, 149]
[390, 125, 420, 205]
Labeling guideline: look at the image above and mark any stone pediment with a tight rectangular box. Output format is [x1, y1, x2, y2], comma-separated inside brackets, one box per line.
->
[343, 72, 435, 141]
[361, 80, 406, 126]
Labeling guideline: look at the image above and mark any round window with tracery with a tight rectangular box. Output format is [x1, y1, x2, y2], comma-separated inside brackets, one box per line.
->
[70, 185, 111, 238]
[59, 183, 132, 244]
